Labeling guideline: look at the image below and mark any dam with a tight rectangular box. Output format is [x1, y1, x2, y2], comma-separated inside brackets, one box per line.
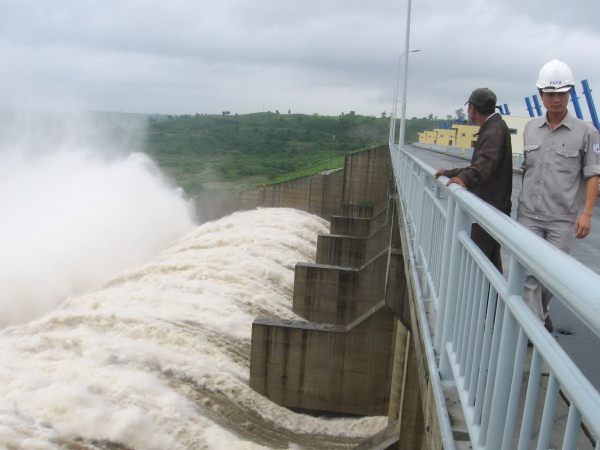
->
[198, 141, 600, 449]
[1, 138, 599, 448]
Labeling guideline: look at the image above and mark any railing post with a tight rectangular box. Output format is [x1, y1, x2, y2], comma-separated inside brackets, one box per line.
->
[413, 172, 428, 264]
[538, 373, 561, 449]
[439, 201, 471, 380]
[485, 258, 526, 449]
[517, 349, 542, 450]
[435, 197, 456, 347]
[396, 142, 401, 178]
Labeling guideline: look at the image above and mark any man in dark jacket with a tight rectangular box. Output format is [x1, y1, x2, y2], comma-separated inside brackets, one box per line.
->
[434, 88, 513, 271]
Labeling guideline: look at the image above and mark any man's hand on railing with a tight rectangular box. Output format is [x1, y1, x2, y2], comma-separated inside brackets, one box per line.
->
[434, 169, 445, 179]
[446, 177, 466, 188]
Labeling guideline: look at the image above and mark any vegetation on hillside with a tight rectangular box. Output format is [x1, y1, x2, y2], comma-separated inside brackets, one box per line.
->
[144, 112, 441, 196]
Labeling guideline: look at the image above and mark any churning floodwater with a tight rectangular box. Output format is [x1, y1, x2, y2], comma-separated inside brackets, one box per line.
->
[0, 208, 386, 449]
[0, 113, 384, 447]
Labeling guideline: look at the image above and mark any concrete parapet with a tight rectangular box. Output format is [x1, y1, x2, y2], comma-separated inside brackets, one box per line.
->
[196, 169, 344, 223]
[365, 212, 393, 262]
[315, 205, 393, 268]
[370, 198, 392, 233]
[393, 196, 446, 449]
[330, 198, 392, 238]
[292, 249, 389, 325]
[329, 216, 371, 237]
[338, 204, 375, 219]
[249, 301, 396, 416]
[194, 144, 392, 224]
[342, 145, 390, 208]
[315, 234, 367, 268]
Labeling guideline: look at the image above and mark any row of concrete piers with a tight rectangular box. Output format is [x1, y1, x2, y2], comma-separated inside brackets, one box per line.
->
[197, 145, 432, 448]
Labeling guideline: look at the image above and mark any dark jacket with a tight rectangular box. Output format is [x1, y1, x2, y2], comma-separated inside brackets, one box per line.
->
[444, 114, 513, 214]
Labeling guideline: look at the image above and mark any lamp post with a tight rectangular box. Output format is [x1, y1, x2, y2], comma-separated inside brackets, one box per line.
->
[391, 49, 420, 143]
[398, 0, 413, 149]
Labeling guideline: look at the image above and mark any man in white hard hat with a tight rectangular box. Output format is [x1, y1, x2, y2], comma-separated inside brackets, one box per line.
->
[518, 59, 600, 331]
[435, 88, 513, 272]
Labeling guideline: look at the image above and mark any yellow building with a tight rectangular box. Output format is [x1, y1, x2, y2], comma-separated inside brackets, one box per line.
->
[452, 124, 479, 148]
[503, 115, 531, 154]
[424, 130, 438, 144]
[451, 116, 531, 153]
[436, 128, 457, 146]
[417, 115, 532, 153]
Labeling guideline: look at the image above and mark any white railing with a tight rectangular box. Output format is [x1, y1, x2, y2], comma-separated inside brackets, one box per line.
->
[512, 152, 524, 168]
[412, 142, 475, 159]
[390, 141, 600, 450]
[412, 142, 524, 172]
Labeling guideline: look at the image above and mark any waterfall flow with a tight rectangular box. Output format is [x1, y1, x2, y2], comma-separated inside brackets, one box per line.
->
[0, 208, 386, 449]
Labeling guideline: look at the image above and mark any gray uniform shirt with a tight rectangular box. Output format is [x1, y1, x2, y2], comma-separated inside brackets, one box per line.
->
[518, 112, 600, 222]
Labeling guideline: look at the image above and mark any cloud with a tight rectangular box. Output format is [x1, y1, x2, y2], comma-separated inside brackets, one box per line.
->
[0, 0, 599, 119]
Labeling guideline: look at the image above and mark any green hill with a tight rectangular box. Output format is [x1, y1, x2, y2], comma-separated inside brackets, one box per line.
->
[145, 112, 438, 197]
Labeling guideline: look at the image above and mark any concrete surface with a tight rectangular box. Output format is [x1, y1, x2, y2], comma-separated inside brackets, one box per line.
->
[249, 302, 397, 416]
[293, 250, 388, 325]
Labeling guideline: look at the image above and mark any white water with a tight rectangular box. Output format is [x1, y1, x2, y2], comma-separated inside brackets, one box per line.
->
[0, 112, 196, 328]
[0, 208, 386, 449]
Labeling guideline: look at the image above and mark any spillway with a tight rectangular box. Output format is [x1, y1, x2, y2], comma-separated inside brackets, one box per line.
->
[0, 208, 386, 449]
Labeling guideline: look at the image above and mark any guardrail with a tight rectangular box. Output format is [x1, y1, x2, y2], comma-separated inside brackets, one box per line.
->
[512, 152, 524, 168]
[413, 142, 474, 159]
[390, 141, 600, 449]
[412, 142, 525, 172]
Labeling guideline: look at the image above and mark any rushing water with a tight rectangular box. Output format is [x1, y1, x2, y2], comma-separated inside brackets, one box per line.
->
[0, 112, 196, 329]
[0, 208, 386, 449]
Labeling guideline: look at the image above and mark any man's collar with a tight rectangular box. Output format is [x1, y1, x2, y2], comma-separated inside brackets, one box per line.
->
[484, 112, 499, 122]
[474, 113, 500, 136]
[540, 110, 573, 130]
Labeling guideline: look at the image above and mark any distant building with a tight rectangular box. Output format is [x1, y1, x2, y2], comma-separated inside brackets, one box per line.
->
[423, 130, 438, 144]
[452, 124, 478, 149]
[417, 115, 532, 154]
[436, 128, 456, 146]
[502, 115, 530, 154]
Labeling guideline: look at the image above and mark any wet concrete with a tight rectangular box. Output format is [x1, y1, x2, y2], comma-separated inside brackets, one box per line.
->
[404, 144, 600, 390]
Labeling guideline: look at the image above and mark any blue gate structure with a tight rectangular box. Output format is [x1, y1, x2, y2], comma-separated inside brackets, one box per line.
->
[388, 139, 600, 449]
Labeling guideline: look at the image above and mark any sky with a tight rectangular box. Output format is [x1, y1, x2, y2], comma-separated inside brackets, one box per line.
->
[1, 0, 600, 120]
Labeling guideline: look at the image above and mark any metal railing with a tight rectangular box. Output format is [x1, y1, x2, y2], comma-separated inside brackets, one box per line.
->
[390, 141, 600, 449]
[512, 152, 524, 168]
[412, 142, 475, 159]
[413, 142, 526, 172]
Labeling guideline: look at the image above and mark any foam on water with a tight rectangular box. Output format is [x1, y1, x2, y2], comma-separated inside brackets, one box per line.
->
[0, 208, 386, 449]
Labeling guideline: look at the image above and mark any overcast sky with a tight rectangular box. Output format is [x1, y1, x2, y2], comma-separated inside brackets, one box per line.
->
[1, 0, 599, 120]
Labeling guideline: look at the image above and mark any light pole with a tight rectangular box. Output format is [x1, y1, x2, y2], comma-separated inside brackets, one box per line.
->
[391, 49, 420, 143]
[398, 0, 413, 149]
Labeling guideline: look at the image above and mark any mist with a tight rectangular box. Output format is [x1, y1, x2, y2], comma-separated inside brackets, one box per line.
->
[0, 112, 196, 328]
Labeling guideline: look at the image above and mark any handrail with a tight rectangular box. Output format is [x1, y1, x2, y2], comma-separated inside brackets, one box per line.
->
[398, 144, 600, 337]
[389, 140, 600, 448]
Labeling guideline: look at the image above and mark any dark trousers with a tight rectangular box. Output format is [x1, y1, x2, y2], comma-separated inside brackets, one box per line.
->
[471, 223, 503, 273]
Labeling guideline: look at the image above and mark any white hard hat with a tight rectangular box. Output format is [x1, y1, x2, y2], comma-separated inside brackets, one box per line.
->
[536, 59, 574, 92]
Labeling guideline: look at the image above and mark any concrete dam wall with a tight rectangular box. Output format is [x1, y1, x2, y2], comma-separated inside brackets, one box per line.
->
[198, 144, 432, 448]
[196, 144, 389, 224]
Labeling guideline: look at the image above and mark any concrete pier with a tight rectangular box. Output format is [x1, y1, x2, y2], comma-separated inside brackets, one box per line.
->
[249, 301, 396, 416]
[292, 249, 388, 325]
[206, 142, 600, 449]
[206, 144, 435, 446]
[197, 144, 390, 224]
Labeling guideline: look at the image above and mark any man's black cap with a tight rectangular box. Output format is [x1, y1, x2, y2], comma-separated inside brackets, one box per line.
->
[465, 88, 497, 114]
